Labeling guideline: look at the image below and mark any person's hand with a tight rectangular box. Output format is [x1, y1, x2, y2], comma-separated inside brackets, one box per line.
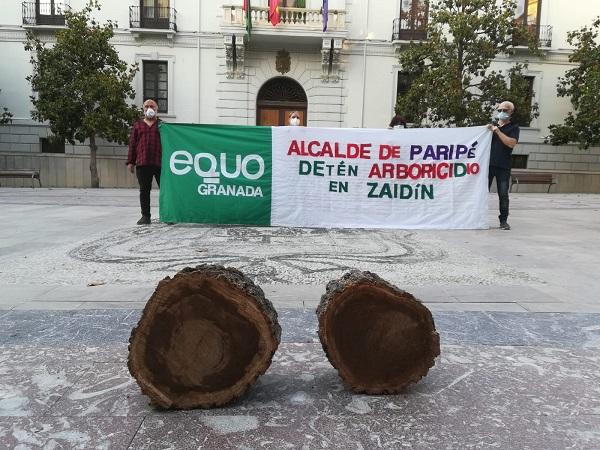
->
[487, 124, 498, 133]
[127, 163, 135, 174]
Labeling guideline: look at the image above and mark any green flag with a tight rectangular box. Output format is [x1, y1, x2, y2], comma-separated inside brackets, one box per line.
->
[245, 0, 252, 37]
[159, 123, 272, 225]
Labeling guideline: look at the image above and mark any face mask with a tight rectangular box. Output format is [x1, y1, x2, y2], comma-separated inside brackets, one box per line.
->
[290, 118, 300, 126]
[145, 108, 156, 119]
[495, 111, 510, 121]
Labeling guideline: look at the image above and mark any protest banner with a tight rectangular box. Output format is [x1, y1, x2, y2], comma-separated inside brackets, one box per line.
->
[159, 123, 491, 229]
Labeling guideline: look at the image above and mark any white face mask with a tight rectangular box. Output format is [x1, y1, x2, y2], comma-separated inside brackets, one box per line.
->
[289, 117, 300, 126]
[144, 108, 156, 119]
[495, 111, 510, 121]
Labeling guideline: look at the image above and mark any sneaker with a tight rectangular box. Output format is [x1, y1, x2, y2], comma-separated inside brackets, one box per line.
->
[499, 221, 511, 230]
[137, 215, 151, 225]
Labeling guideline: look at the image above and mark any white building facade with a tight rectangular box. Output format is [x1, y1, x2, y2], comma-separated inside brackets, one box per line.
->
[1, 0, 599, 191]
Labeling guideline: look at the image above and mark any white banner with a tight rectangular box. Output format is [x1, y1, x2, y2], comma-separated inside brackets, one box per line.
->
[271, 126, 491, 229]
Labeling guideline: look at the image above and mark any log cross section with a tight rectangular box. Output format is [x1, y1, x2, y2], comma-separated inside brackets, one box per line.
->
[317, 271, 440, 394]
[128, 265, 281, 409]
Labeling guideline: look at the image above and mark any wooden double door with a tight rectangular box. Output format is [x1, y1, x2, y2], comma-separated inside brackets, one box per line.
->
[256, 77, 308, 126]
[258, 105, 306, 127]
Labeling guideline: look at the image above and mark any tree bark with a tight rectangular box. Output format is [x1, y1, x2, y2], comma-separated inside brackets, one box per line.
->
[317, 270, 440, 394]
[89, 133, 100, 188]
[128, 264, 281, 409]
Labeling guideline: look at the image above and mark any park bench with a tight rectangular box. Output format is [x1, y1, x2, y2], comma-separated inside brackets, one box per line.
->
[0, 169, 42, 188]
[510, 170, 556, 193]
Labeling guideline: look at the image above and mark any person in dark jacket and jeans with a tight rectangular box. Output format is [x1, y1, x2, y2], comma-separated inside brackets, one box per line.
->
[127, 99, 162, 225]
[487, 100, 520, 230]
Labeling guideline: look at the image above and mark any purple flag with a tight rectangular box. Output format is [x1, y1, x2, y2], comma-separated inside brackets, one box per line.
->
[322, 0, 329, 32]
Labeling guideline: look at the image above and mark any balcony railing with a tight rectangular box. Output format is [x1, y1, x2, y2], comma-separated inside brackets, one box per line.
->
[514, 24, 552, 48]
[222, 5, 346, 32]
[392, 16, 427, 41]
[22, 1, 69, 27]
[129, 6, 177, 32]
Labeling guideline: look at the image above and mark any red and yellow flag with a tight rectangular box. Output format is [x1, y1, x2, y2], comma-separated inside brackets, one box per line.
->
[269, 0, 281, 26]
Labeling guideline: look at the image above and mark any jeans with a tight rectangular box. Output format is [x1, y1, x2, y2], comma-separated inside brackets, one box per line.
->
[136, 165, 161, 217]
[488, 165, 510, 223]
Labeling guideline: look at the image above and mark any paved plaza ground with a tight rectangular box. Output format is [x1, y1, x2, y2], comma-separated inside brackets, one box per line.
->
[0, 188, 599, 449]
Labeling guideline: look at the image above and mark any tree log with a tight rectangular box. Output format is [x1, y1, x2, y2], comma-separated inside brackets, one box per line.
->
[128, 265, 281, 409]
[317, 270, 440, 394]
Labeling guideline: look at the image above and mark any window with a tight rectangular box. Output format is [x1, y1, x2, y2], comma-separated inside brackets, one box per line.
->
[40, 137, 65, 154]
[512, 154, 528, 169]
[140, 0, 169, 29]
[515, 0, 540, 28]
[396, 71, 413, 100]
[396, 71, 417, 122]
[522, 76, 535, 127]
[514, 0, 542, 43]
[34, 0, 67, 26]
[393, 0, 428, 41]
[143, 61, 168, 114]
[511, 75, 535, 127]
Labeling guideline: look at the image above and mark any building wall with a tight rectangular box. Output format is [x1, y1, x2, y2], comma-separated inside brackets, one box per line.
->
[1, 0, 600, 191]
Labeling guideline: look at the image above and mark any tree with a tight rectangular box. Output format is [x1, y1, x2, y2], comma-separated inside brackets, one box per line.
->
[396, 0, 539, 127]
[546, 17, 600, 149]
[0, 90, 13, 125]
[25, 1, 139, 188]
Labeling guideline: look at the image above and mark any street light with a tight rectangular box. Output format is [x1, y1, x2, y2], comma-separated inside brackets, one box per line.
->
[360, 32, 375, 128]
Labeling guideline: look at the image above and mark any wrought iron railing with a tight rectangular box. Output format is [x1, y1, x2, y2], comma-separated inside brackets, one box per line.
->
[514, 24, 552, 48]
[22, 1, 69, 26]
[392, 16, 428, 41]
[129, 6, 177, 32]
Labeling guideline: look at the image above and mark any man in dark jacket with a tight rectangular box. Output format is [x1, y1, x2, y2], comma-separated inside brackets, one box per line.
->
[127, 99, 162, 225]
[487, 101, 520, 230]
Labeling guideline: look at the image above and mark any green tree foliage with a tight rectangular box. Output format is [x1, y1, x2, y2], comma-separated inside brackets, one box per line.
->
[547, 17, 600, 149]
[396, 0, 539, 127]
[25, 1, 139, 187]
[0, 90, 13, 125]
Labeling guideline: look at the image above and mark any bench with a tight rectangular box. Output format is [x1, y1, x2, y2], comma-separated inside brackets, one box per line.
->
[510, 170, 556, 193]
[0, 169, 42, 188]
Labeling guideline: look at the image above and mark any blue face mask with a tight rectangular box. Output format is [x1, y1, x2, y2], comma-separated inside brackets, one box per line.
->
[495, 111, 510, 121]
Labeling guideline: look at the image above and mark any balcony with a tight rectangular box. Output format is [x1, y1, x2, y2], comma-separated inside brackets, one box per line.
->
[129, 5, 177, 36]
[22, 1, 69, 28]
[514, 24, 553, 48]
[222, 4, 346, 41]
[391, 16, 427, 42]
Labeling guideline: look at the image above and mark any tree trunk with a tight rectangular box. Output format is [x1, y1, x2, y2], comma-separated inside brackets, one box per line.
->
[316, 270, 440, 394]
[89, 134, 100, 188]
[128, 265, 281, 409]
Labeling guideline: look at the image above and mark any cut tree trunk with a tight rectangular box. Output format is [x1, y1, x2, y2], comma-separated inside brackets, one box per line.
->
[317, 270, 440, 394]
[128, 265, 281, 409]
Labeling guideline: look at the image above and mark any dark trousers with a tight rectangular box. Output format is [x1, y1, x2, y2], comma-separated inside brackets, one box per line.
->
[136, 165, 161, 217]
[488, 165, 510, 223]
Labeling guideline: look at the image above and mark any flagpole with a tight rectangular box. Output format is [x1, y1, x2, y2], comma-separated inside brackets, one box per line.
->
[360, 33, 373, 128]
[360, 0, 372, 128]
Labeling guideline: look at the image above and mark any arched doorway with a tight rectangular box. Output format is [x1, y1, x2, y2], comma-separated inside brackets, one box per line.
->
[257, 77, 307, 126]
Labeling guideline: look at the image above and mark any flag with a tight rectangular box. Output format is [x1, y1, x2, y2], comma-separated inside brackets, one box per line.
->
[322, 0, 329, 32]
[243, 0, 252, 36]
[269, 0, 281, 26]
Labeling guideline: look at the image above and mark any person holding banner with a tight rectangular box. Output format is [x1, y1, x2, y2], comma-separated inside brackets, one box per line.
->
[127, 99, 162, 225]
[487, 101, 520, 231]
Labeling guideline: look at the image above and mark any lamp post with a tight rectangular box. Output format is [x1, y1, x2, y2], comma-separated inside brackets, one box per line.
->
[360, 32, 375, 128]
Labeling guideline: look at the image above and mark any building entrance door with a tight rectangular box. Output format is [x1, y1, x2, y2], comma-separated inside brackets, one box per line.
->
[257, 77, 307, 126]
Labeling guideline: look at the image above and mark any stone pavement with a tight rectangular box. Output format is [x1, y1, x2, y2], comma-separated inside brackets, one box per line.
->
[0, 188, 599, 448]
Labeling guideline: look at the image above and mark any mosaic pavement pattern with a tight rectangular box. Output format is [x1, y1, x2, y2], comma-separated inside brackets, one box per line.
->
[3, 225, 539, 286]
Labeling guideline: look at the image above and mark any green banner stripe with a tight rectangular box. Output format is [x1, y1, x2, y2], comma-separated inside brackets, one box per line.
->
[159, 123, 273, 225]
